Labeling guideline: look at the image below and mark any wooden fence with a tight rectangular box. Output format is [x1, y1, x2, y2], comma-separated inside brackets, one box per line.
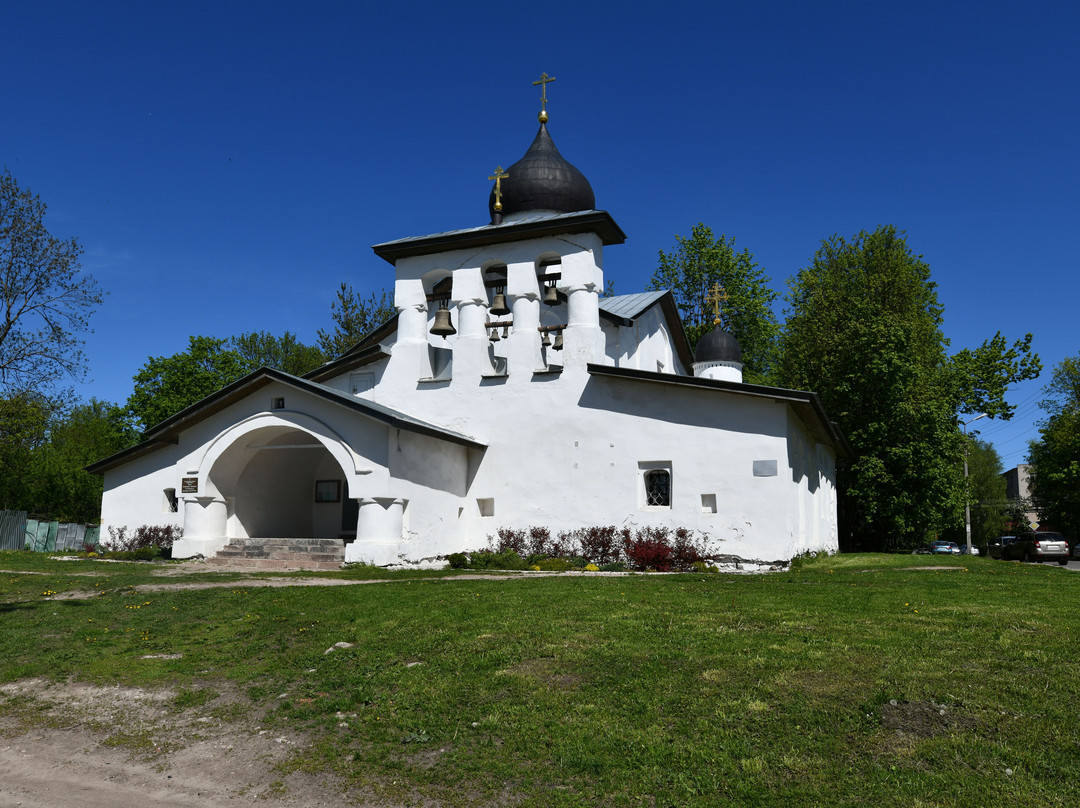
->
[0, 510, 100, 552]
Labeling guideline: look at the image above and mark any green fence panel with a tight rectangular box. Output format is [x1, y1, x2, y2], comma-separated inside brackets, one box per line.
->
[0, 510, 27, 550]
[44, 521, 58, 552]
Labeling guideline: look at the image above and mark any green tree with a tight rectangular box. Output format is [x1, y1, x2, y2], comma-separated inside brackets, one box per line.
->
[0, 170, 102, 398]
[126, 336, 247, 431]
[945, 437, 1009, 547]
[33, 400, 139, 522]
[0, 393, 50, 512]
[1029, 355, 1080, 537]
[316, 284, 394, 359]
[777, 226, 1039, 551]
[0, 396, 135, 521]
[649, 224, 780, 384]
[230, 330, 326, 376]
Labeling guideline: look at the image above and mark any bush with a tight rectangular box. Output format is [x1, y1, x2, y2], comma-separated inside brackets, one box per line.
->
[468, 549, 528, 570]
[478, 524, 713, 572]
[527, 526, 552, 557]
[575, 525, 621, 565]
[491, 528, 528, 556]
[672, 527, 710, 568]
[104, 524, 181, 558]
[623, 526, 675, 571]
[446, 552, 469, 569]
[536, 557, 572, 571]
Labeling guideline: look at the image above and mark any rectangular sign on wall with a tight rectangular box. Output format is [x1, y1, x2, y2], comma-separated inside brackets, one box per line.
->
[181, 477, 198, 494]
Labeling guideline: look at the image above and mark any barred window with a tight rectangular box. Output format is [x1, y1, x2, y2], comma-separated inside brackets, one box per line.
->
[644, 469, 671, 507]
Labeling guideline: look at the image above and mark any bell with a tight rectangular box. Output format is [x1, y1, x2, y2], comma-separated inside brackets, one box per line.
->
[541, 330, 551, 348]
[543, 283, 559, 307]
[429, 305, 456, 339]
[490, 292, 511, 316]
[489, 325, 500, 342]
[553, 330, 564, 351]
[501, 323, 510, 339]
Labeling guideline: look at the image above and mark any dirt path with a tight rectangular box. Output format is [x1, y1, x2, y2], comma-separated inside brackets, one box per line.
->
[0, 562, 612, 806]
[0, 679, 387, 808]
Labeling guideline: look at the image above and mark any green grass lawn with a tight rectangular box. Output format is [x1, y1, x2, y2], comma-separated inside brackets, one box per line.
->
[1, 551, 1077, 807]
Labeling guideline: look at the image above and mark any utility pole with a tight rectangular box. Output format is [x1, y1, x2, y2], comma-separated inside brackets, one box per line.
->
[963, 414, 988, 553]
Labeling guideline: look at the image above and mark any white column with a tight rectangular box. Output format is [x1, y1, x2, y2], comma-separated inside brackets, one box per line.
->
[562, 282, 604, 368]
[451, 267, 495, 379]
[346, 497, 405, 566]
[505, 260, 543, 376]
[384, 279, 432, 388]
[506, 292, 542, 375]
[173, 495, 229, 558]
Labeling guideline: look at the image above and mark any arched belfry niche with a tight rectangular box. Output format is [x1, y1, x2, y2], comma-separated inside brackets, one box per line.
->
[185, 413, 377, 544]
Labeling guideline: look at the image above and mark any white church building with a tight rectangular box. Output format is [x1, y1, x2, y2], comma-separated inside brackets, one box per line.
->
[90, 96, 848, 567]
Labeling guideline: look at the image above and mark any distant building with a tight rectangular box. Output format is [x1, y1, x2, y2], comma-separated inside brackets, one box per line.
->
[1002, 464, 1039, 530]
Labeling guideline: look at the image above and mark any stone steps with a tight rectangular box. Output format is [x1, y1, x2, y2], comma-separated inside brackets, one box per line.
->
[206, 537, 346, 571]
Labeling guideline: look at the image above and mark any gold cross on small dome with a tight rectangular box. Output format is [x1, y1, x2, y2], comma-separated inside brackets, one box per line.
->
[488, 165, 509, 211]
[533, 72, 556, 122]
[706, 283, 729, 325]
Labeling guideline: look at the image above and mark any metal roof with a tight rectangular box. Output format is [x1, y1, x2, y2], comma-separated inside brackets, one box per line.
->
[372, 210, 625, 263]
[86, 367, 486, 474]
[598, 291, 669, 322]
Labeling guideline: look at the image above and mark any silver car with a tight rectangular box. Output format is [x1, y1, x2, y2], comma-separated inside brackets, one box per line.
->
[991, 533, 1069, 565]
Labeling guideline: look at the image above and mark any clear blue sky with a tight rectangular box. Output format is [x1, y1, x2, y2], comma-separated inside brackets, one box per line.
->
[4, 0, 1077, 470]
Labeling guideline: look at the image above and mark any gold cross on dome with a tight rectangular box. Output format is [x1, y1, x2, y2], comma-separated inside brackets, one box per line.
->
[533, 72, 556, 122]
[488, 165, 509, 211]
[706, 283, 729, 325]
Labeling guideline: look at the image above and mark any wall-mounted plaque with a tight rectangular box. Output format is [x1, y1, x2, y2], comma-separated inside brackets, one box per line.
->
[181, 477, 199, 494]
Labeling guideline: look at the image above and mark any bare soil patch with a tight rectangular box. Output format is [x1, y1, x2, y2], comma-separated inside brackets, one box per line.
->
[0, 679, 386, 807]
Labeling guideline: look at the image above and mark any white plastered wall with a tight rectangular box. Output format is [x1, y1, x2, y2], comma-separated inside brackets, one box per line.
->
[101, 380, 471, 562]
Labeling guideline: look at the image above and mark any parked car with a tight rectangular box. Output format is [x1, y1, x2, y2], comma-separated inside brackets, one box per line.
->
[989, 533, 1069, 565]
[1072, 541, 1080, 560]
[929, 541, 960, 555]
[959, 544, 980, 556]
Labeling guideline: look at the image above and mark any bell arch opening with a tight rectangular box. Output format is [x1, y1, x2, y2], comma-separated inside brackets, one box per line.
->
[207, 424, 357, 540]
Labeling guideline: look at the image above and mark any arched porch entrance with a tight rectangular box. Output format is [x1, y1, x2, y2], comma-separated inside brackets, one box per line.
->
[211, 424, 355, 540]
[175, 413, 378, 559]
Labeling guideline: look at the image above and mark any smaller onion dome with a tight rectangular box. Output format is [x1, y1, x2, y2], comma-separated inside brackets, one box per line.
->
[694, 327, 742, 364]
[488, 123, 595, 222]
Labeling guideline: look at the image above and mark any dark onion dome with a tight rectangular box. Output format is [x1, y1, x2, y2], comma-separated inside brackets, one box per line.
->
[489, 124, 595, 220]
[694, 326, 742, 364]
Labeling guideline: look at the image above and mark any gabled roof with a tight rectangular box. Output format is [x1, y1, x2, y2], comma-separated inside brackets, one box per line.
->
[585, 363, 852, 458]
[372, 210, 626, 264]
[87, 367, 486, 475]
[598, 290, 669, 322]
[305, 341, 392, 384]
[599, 290, 694, 372]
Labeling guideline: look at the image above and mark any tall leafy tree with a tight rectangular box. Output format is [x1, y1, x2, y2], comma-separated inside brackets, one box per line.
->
[648, 224, 779, 384]
[0, 396, 135, 521]
[126, 336, 247, 431]
[126, 331, 327, 432]
[316, 284, 394, 359]
[0, 170, 102, 399]
[0, 393, 50, 512]
[944, 437, 1009, 547]
[33, 400, 139, 521]
[777, 226, 1038, 551]
[1029, 355, 1080, 537]
[230, 330, 326, 376]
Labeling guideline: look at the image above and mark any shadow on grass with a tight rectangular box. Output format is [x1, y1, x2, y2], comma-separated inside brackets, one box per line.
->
[0, 598, 89, 614]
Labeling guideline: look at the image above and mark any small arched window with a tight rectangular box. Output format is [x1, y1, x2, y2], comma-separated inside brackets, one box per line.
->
[644, 469, 671, 507]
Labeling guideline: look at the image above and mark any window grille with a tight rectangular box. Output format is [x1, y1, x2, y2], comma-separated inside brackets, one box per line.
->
[644, 469, 671, 507]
